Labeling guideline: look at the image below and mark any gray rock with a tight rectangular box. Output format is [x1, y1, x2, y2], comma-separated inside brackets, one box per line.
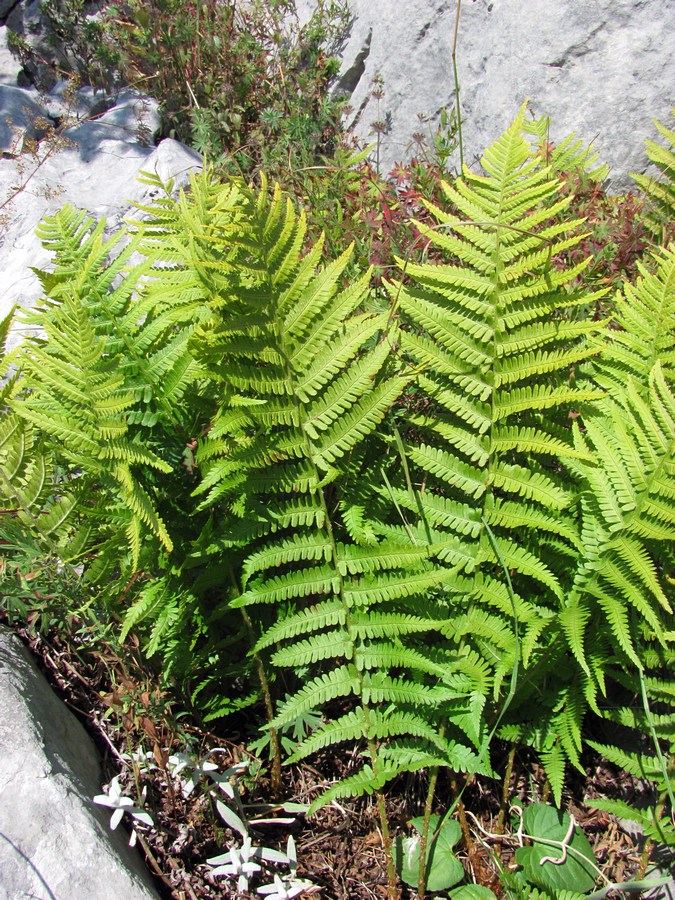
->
[300, 0, 674, 191]
[0, 0, 19, 23]
[0, 627, 160, 900]
[0, 79, 202, 341]
[0, 24, 23, 82]
[0, 82, 50, 150]
[4, 0, 59, 90]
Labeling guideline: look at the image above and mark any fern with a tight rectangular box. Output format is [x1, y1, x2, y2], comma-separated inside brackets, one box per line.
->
[4, 107, 674, 836]
[524, 111, 610, 182]
[384, 105, 617, 794]
[631, 112, 675, 238]
[154, 171, 488, 802]
[592, 243, 675, 392]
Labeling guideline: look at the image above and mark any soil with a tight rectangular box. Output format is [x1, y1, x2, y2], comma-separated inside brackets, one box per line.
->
[4, 618, 656, 900]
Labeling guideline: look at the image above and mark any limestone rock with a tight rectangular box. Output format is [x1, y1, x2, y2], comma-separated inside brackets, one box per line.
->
[0, 82, 49, 150]
[0, 75, 201, 341]
[0, 23, 22, 82]
[300, 0, 675, 191]
[0, 627, 160, 900]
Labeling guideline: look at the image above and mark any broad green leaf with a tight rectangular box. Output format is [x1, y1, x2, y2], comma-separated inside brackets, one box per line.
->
[394, 815, 464, 892]
[449, 887, 497, 899]
[515, 804, 597, 894]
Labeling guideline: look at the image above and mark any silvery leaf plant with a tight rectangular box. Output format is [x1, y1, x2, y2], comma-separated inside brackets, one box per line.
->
[97, 745, 315, 896]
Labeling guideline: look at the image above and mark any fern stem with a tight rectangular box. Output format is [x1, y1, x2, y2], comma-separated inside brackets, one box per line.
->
[416, 724, 446, 899]
[240, 605, 282, 797]
[368, 755, 400, 900]
[394, 425, 432, 545]
[496, 744, 516, 834]
[451, 0, 463, 170]
[639, 666, 675, 828]
[449, 774, 476, 871]
[637, 836, 654, 880]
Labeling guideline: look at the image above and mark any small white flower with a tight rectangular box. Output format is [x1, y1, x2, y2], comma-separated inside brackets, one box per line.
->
[257, 873, 313, 900]
[121, 748, 158, 771]
[208, 837, 262, 893]
[93, 776, 154, 832]
[93, 776, 136, 831]
[167, 748, 228, 797]
[211, 760, 249, 799]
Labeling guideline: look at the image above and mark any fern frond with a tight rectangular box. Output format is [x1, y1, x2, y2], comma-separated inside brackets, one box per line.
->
[270, 667, 360, 730]
[593, 243, 675, 392]
[271, 631, 354, 667]
[631, 113, 675, 235]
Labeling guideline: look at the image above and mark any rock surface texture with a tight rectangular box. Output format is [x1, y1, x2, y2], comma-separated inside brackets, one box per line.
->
[300, 0, 674, 190]
[0, 628, 160, 900]
[0, 24, 203, 334]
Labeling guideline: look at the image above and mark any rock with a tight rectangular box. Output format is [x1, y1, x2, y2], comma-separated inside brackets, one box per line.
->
[3, 0, 60, 90]
[0, 77, 202, 344]
[300, 0, 675, 191]
[0, 0, 19, 22]
[0, 82, 50, 150]
[0, 24, 22, 82]
[0, 627, 160, 900]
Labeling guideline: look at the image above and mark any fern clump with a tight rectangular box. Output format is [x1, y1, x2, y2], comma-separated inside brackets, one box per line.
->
[1, 105, 673, 892]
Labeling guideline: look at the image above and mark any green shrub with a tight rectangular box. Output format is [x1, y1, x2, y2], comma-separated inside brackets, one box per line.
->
[21, 0, 350, 176]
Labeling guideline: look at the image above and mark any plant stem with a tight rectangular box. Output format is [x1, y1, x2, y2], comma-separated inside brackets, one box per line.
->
[371, 767, 400, 900]
[496, 745, 516, 834]
[456, 793, 474, 859]
[637, 836, 654, 880]
[417, 737, 445, 899]
[451, 0, 464, 170]
[240, 606, 282, 797]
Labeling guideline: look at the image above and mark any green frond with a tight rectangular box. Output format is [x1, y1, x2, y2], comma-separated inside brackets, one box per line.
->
[485, 499, 581, 548]
[254, 599, 346, 651]
[289, 707, 456, 764]
[289, 270, 375, 372]
[354, 642, 451, 679]
[593, 243, 675, 392]
[339, 502, 380, 546]
[585, 740, 657, 780]
[342, 565, 456, 608]
[234, 565, 338, 607]
[312, 375, 410, 469]
[307, 762, 400, 814]
[539, 741, 567, 807]
[270, 667, 360, 731]
[405, 444, 486, 498]
[336, 541, 432, 575]
[383, 486, 481, 537]
[558, 602, 592, 675]
[489, 465, 569, 509]
[271, 631, 354, 667]
[631, 113, 675, 233]
[287, 708, 368, 761]
[305, 340, 392, 435]
[587, 585, 641, 667]
[481, 537, 562, 599]
[242, 532, 332, 584]
[283, 243, 354, 338]
[350, 611, 450, 639]
[524, 113, 610, 181]
[119, 576, 169, 643]
[294, 313, 388, 402]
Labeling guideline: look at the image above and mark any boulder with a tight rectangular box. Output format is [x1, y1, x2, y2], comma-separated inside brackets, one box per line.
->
[0, 29, 202, 345]
[0, 627, 160, 900]
[300, 0, 675, 191]
[0, 81, 49, 150]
